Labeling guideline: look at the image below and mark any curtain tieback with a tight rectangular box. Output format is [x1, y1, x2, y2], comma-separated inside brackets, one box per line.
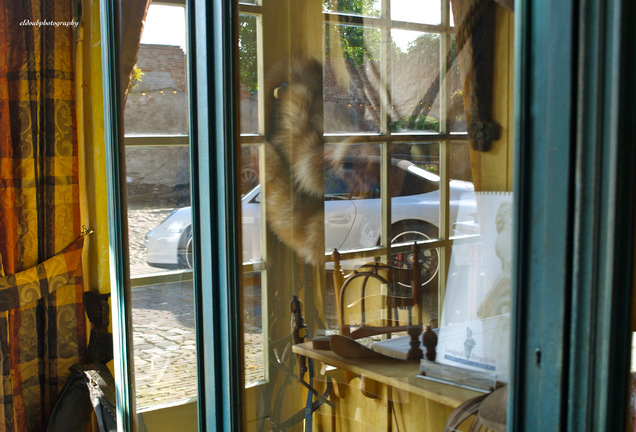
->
[0, 236, 85, 312]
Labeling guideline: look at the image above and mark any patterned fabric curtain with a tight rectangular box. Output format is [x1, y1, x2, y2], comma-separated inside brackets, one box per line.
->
[0, 0, 86, 430]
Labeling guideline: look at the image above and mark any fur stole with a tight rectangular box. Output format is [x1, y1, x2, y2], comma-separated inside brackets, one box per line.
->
[263, 57, 326, 265]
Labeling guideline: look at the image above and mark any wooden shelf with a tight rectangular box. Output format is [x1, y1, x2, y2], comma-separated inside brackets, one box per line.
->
[292, 341, 482, 408]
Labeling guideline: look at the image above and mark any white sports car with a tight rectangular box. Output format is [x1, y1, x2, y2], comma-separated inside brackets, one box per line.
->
[145, 157, 476, 284]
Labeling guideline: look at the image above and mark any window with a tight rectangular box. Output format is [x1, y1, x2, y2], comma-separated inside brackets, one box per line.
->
[101, 0, 636, 430]
[120, 2, 199, 428]
[235, 0, 511, 429]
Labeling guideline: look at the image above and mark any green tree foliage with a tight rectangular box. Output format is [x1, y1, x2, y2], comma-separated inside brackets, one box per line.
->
[324, 0, 382, 67]
[323, 0, 380, 17]
[239, 15, 258, 93]
[391, 115, 440, 132]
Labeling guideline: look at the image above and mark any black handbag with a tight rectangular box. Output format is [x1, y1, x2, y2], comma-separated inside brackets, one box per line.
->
[46, 363, 117, 432]
[47, 292, 117, 432]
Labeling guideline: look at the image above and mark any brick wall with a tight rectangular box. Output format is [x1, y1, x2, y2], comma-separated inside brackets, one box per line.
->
[124, 44, 190, 205]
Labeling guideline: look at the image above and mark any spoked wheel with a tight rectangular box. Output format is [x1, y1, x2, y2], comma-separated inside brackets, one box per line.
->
[240, 167, 259, 196]
[178, 227, 193, 269]
[390, 223, 440, 287]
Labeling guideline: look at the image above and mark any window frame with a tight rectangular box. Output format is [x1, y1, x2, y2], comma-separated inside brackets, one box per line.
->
[509, 0, 636, 430]
[101, 0, 636, 430]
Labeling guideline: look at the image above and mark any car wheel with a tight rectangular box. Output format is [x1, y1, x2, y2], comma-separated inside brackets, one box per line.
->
[240, 167, 259, 196]
[390, 222, 439, 288]
[178, 227, 193, 269]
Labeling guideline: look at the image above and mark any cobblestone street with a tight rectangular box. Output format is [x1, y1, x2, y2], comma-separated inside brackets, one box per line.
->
[128, 207, 265, 410]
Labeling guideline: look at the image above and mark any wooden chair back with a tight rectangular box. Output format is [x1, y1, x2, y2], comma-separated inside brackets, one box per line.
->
[332, 243, 423, 339]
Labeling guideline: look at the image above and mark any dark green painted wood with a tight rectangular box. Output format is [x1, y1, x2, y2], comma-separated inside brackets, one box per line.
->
[567, 0, 636, 430]
[98, 0, 135, 430]
[511, 0, 636, 430]
[190, 0, 243, 430]
[185, 2, 205, 430]
[510, 0, 576, 430]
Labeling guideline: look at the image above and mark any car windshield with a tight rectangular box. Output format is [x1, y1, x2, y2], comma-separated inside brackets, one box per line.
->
[325, 158, 440, 200]
[244, 158, 442, 204]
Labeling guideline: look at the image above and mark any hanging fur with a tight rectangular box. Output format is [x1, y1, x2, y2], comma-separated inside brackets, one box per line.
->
[263, 58, 326, 265]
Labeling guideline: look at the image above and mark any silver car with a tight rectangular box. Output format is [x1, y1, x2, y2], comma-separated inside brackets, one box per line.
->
[145, 157, 476, 282]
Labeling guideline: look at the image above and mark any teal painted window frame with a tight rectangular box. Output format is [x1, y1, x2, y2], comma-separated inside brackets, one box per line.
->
[99, 0, 136, 429]
[510, 0, 636, 430]
[188, 0, 243, 429]
[101, 0, 635, 430]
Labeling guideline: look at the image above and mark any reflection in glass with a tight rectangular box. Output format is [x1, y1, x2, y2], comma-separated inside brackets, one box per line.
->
[125, 5, 188, 137]
[239, 15, 260, 135]
[132, 281, 197, 410]
[243, 271, 265, 385]
[323, 0, 381, 17]
[122, 4, 197, 426]
[390, 31, 441, 133]
[324, 24, 382, 134]
[238, 0, 513, 429]
[241, 144, 263, 263]
[390, 142, 441, 239]
[325, 143, 382, 253]
[449, 141, 475, 236]
[448, 35, 466, 133]
[390, 143, 443, 323]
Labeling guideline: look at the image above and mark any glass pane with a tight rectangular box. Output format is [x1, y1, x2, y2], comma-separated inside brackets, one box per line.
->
[126, 6, 188, 136]
[448, 35, 466, 133]
[390, 142, 441, 240]
[390, 143, 442, 323]
[449, 141, 476, 234]
[239, 15, 260, 134]
[323, 0, 381, 17]
[240, 1, 514, 430]
[241, 144, 262, 262]
[121, 4, 197, 428]
[127, 145, 191, 276]
[391, 0, 442, 25]
[325, 142, 382, 253]
[132, 280, 196, 409]
[324, 24, 382, 133]
[390, 31, 441, 133]
[244, 271, 265, 385]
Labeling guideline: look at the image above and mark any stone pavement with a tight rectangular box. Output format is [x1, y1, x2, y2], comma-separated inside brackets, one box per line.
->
[131, 281, 265, 410]
[128, 207, 265, 410]
[128, 206, 174, 277]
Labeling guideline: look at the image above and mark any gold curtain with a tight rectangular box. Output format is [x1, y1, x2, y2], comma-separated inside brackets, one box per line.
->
[0, 1, 86, 430]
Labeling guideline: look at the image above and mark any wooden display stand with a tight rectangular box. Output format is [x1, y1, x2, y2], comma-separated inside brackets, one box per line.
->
[292, 342, 483, 431]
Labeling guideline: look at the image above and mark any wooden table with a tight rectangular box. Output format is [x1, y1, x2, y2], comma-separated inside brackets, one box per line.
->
[292, 341, 482, 408]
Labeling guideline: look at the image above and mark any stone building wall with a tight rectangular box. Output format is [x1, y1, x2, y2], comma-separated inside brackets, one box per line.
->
[124, 44, 190, 205]
[123, 43, 467, 206]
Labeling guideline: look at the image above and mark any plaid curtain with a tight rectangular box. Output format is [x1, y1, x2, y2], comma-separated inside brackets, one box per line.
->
[0, 0, 86, 430]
